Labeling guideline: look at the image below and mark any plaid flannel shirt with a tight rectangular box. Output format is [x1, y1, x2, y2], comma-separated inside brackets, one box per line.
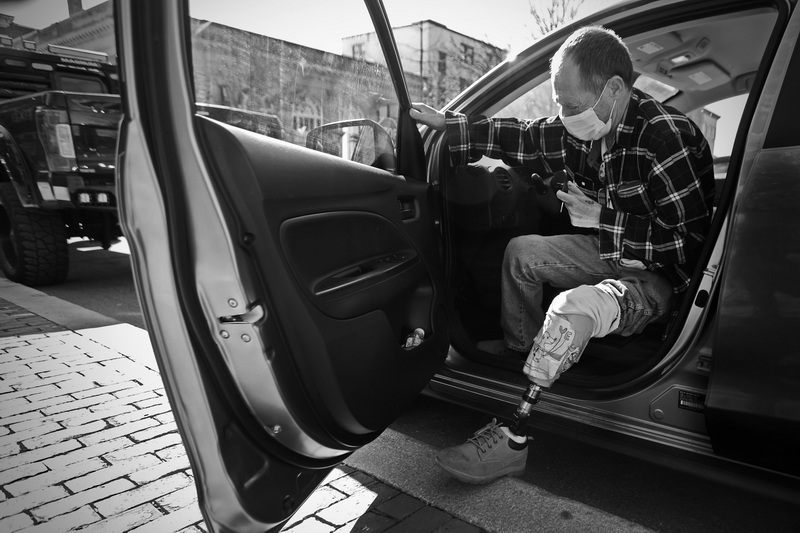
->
[445, 88, 715, 293]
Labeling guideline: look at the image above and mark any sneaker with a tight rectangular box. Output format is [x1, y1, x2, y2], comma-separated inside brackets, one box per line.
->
[476, 339, 528, 360]
[435, 419, 528, 484]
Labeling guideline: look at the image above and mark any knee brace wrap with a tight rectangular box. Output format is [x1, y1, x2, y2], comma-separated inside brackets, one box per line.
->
[523, 312, 593, 387]
[523, 284, 621, 387]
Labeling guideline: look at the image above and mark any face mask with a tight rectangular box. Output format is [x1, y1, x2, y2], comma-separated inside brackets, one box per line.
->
[560, 82, 616, 141]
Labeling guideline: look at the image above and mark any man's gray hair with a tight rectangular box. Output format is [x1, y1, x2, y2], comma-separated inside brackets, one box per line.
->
[551, 26, 633, 95]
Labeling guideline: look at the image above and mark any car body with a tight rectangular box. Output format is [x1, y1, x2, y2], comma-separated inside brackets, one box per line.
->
[0, 43, 122, 285]
[113, 0, 800, 531]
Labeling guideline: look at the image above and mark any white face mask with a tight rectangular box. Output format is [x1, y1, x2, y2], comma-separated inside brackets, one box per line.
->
[560, 82, 616, 141]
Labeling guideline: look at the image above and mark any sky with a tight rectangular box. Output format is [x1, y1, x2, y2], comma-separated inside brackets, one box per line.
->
[1, 0, 621, 54]
[193, 0, 623, 54]
[0, 0, 105, 27]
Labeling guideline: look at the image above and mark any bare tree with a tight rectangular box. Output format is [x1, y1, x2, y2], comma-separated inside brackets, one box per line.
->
[528, 0, 585, 39]
[421, 1, 586, 108]
[495, 0, 585, 119]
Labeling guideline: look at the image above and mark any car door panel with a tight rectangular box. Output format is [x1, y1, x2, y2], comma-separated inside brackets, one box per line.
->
[196, 117, 447, 438]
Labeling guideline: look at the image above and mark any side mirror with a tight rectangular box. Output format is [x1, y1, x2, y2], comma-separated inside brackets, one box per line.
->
[306, 119, 396, 171]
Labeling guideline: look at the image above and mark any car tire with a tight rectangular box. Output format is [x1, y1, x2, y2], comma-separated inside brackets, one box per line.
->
[0, 182, 69, 286]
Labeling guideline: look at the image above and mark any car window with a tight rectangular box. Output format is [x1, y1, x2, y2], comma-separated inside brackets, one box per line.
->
[491, 56, 685, 121]
[382, 2, 508, 107]
[493, 75, 745, 162]
[55, 74, 108, 93]
[493, 78, 558, 120]
[491, 79, 747, 203]
[378, 1, 621, 107]
[491, 65, 681, 121]
[488, 3, 779, 171]
[701, 94, 747, 186]
[188, 0, 401, 170]
[703, 94, 746, 158]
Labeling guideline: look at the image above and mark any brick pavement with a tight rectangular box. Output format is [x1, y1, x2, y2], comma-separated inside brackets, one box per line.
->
[0, 296, 486, 533]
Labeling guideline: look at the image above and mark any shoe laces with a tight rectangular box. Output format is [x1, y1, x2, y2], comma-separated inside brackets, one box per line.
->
[467, 418, 505, 454]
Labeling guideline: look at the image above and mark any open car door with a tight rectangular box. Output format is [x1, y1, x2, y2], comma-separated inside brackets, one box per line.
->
[114, 1, 447, 531]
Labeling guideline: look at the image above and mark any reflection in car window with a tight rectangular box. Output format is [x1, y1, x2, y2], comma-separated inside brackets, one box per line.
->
[188, 0, 402, 170]
[56, 75, 107, 93]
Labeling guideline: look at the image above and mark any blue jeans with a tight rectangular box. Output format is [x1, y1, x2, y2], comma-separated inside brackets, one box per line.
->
[500, 233, 675, 351]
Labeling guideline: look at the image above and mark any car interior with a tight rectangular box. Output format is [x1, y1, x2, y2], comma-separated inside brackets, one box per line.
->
[441, 5, 780, 394]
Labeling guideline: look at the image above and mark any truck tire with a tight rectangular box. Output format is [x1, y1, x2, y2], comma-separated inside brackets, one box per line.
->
[0, 182, 69, 286]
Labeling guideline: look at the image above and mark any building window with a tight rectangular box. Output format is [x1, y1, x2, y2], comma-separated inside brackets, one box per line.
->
[438, 51, 447, 74]
[461, 44, 474, 65]
[352, 42, 365, 60]
[292, 98, 322, 133]
[218, 84, 231, 106]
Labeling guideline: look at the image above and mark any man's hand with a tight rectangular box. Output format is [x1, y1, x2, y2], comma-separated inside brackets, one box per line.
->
[410, 103, 446, 131]
[556, 182, 602, 229]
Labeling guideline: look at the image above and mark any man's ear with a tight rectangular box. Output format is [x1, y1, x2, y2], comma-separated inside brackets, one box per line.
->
[608, 75, 627, 96]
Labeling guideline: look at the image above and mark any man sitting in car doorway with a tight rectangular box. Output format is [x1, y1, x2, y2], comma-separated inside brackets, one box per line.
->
[410, 25, 715, 484]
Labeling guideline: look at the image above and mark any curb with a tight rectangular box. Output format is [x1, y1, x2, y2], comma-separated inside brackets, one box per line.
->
[0, 278, 118, 332]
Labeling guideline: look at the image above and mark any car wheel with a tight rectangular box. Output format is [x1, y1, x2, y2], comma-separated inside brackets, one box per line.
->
[0, 182, 69, 286]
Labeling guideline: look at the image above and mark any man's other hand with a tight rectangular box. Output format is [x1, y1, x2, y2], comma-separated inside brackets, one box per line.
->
[557, 182, 602, 229]
[410, 103, 446, 131]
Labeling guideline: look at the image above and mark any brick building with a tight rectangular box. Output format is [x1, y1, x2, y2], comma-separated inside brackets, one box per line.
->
[189, 19, 422, 145]
[0, 13, 37, 40]
[343, 20, 506, 106]
[6, 1, 116, 63]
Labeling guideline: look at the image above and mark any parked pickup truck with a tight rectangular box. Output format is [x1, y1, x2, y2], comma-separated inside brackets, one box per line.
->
[0, 41, 121, 286]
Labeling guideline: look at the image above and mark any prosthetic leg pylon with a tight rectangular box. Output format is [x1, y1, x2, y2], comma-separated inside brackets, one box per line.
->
[511, 382, 544, 436]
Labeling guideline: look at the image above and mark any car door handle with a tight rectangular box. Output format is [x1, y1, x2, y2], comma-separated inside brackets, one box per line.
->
[314, 251, 417, 296]
[398, 196, 416, 220]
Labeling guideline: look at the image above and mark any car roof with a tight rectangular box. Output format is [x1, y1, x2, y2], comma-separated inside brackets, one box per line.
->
[625, 6, 778, 112]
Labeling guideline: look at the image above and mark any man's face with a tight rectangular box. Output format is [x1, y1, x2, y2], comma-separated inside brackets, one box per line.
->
[552, 57, 612, 122]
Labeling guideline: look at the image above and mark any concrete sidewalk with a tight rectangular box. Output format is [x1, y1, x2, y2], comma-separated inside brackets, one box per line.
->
[0, 280, 487, 533]
[0, 278, 651, 533]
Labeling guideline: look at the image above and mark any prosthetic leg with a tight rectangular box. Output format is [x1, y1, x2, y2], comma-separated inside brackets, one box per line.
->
[508, 309, 598, 437]
[511, 382, 544, 436]
[435, 286, 623, 484]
